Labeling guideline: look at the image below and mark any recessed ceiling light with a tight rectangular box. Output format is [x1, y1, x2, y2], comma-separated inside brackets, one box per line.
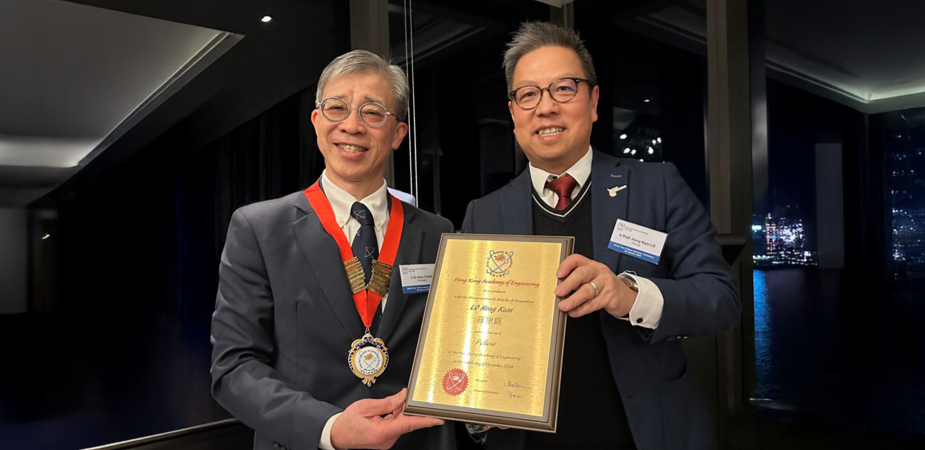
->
[644, 99, 650, 103]
[619, 134, 627, 140]
[261, 16, 273, 23]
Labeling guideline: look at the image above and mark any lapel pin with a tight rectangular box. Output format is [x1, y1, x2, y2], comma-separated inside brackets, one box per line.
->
[608, 185, 627, 197]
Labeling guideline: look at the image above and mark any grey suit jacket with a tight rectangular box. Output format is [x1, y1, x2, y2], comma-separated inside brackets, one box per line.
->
[211, 190, 457, 450]
[461, 150, 740, 450]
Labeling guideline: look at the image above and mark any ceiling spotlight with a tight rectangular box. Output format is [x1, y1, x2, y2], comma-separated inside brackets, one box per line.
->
[644, 99, 650, 103]
[657, 137, 662, 143]
[261, 15, 273, 23]
[648, 147, 654, 154]
[620, 134, 627, 140]
[631, 149, 637, 155]
[652, 139, 657, 145]
[623, 148, 630, 154]
[639, 159, 644, 162]
[42, 234, 50, 240]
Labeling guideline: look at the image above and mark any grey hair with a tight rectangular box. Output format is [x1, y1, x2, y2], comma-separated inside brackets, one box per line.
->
[315, 49, 410, 121]
[502, 22, 597, 93]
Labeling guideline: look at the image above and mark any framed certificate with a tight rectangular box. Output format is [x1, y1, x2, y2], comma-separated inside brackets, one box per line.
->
[403, 234, 573, 432]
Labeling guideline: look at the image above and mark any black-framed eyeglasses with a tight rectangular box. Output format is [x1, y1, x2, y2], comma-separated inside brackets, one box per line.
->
[509, 77, 593, 110]
[316, 97, 398, 128]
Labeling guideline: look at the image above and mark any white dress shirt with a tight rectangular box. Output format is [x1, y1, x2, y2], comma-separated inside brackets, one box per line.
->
[319, 170, 392, 450]
[528, 147, 664, 329]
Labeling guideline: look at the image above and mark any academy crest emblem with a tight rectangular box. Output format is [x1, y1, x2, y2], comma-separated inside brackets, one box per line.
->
[486, 250, 513, 277]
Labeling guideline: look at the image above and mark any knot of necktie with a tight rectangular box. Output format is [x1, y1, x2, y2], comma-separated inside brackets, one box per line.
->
[545, 174, 578, 211]
[351, 202, 376, 227]
[350, 202, 378, 285]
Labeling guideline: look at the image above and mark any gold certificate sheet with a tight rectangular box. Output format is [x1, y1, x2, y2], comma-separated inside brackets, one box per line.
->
[404, 234, 572, 432]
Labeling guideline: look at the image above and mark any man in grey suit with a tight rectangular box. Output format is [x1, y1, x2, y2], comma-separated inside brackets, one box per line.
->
[461, 23, 740, 450]
[211, 50, 453, 450]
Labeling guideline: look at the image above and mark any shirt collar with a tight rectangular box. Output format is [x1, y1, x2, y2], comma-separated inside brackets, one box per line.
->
[528, 146, 593, 195]
[321, 170, 389, 229]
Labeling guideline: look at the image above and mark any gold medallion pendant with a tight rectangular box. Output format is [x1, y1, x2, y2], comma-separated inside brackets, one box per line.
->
[348, 332, 389, 386]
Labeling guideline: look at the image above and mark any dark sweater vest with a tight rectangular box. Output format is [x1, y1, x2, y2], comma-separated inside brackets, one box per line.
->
[525, 181, 635, 450]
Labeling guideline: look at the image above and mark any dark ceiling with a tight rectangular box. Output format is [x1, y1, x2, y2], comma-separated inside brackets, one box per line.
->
[14, 0, 925, 209]
[22, 0, 350, 208]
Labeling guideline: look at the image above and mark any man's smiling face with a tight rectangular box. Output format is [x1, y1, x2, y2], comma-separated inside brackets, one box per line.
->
[509, 46, 599, 173]
[311, 73, 407, 192]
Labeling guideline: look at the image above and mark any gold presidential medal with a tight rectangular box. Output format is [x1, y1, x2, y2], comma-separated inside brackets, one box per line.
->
[348, 331, 390, 386]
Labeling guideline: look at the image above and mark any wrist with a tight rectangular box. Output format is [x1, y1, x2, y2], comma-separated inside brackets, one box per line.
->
[328, 415, 346, 450]
[617, 272, 639, 315]
[617, 272, 639, 293]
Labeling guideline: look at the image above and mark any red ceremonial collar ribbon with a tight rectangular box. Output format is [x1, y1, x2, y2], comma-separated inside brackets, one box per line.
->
[303, 181, 404, 329]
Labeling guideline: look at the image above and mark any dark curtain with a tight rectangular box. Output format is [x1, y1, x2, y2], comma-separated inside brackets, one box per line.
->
[2, 87, 323, 449]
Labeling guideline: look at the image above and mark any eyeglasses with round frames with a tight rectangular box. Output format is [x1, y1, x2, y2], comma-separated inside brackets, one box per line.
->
[316, 97, 398, 128]
[509, 77, 593, 110]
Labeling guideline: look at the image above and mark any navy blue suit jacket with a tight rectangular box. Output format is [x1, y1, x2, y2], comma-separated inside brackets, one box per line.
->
[461, 150, 740, 450]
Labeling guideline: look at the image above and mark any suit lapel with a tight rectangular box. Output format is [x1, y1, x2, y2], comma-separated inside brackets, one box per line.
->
[591, 151, 630, 272]
[292, 193, 364, 337]
[501, 170, 534, 235]
[377, 206, 423, 343]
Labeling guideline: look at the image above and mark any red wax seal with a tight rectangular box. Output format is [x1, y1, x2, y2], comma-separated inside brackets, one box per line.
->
[442, 368, 468, 396]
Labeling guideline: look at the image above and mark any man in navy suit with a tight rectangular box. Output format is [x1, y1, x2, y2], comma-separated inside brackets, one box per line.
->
[461, 22, 740, 450]
[211, 50, 453, 450]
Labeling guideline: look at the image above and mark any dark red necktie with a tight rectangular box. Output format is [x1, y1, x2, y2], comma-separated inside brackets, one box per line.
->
[545, 174, 578, 211]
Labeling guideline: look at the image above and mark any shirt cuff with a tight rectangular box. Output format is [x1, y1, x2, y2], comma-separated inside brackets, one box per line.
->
[618, 273, 663, 329]
[319, 412, 342, 450]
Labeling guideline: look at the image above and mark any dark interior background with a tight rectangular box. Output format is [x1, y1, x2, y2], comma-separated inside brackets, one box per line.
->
[2, 0, 924, 449]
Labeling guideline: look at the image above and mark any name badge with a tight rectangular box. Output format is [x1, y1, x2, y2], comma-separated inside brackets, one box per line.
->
[608, 219, 668, 264]
[399, 264, 435, 294]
